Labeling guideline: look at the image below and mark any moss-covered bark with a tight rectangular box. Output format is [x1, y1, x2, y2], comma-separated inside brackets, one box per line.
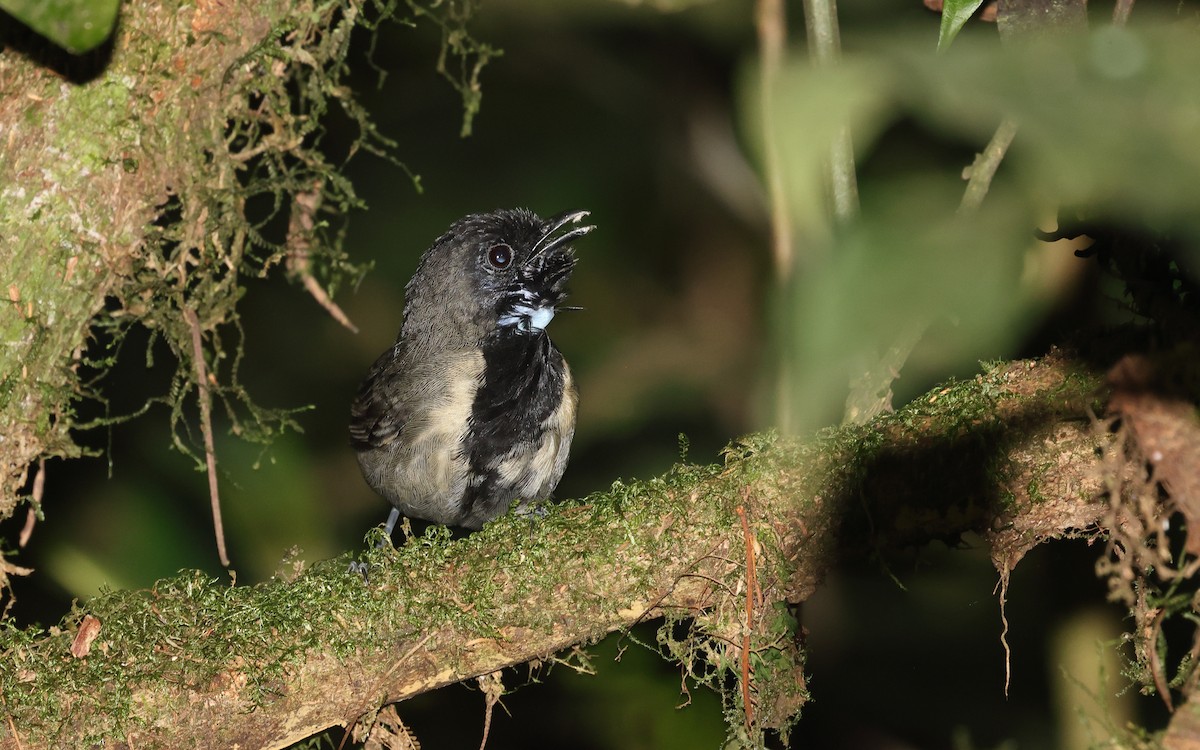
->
[0, 354, 1110, 749]
[0, 0, 344, 547]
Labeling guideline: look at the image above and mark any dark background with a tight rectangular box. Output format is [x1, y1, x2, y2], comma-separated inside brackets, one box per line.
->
[4, 1, 1152, 747]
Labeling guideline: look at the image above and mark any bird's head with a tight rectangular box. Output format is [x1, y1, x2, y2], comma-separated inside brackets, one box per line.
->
[402, 208, 594, 347]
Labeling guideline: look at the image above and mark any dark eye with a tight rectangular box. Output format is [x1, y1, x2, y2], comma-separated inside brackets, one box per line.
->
[487, 243, 512, 269]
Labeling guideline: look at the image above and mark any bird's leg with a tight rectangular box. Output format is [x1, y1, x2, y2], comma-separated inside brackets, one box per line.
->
[383, 507, 401, 539]
[350, 507, 404, 580]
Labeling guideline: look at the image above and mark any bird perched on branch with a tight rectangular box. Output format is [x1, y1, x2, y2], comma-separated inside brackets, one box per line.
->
[350, 208, 593, 534]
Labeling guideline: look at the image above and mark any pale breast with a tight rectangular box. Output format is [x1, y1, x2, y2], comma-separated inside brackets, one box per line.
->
[357, 350, 486, 525]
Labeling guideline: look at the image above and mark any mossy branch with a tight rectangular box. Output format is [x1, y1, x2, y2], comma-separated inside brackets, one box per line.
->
[0, 354, 1111, 749]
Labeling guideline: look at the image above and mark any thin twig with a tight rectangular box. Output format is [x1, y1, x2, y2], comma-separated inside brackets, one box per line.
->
[736, 501, 759, 735]
[4, 700, 22, 750]
[624, 541, 730, 634]
[803, 0, 859, 222]
[183, 307, 230, 567]
[383, 631, 437, 682]
[287, 183, 359, 333]
[1112, 0, 1134, 25]
[18, 459, 44, 548]
[959, 117, 1019, 214]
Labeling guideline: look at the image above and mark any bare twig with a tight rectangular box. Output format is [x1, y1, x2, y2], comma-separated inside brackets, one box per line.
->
[17, 459, 43, 548]
[183, 307, 230, 567]
[959, 117, 1019, 214]
[286, 183, 359, 333]
[383, 631, 437, 683]
[4, 707, 21, 750]
[1113, 0, 1134, 25]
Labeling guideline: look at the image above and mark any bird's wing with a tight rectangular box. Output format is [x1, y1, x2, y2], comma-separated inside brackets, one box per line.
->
[349, 344, 409, 450]
[350, 346, 486, 452]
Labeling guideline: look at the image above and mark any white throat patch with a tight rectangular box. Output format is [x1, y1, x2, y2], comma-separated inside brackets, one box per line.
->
[499, 305, 555, 332]
[528, 306, 555, 330]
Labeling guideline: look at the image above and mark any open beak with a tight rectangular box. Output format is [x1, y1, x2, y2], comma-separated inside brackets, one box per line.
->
[532, 210, 595, 259]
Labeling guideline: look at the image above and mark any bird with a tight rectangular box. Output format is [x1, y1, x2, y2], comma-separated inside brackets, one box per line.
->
[350, 208, 593, 535]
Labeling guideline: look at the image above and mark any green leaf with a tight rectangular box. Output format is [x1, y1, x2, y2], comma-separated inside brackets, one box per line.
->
[936, 0, 985, 52]
[0, 0, 119, 54]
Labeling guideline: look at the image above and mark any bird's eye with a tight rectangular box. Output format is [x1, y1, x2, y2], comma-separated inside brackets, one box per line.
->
[487, 243, 513, 269]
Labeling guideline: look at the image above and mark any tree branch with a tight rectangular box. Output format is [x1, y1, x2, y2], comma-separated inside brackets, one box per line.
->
[0, 353, 1111, 749]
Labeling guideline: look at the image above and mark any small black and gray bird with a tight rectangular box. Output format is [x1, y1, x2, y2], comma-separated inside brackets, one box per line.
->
[350, 208, 593, 534]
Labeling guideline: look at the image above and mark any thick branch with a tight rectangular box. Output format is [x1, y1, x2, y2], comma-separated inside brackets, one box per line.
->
[0, 354, 1110, 749]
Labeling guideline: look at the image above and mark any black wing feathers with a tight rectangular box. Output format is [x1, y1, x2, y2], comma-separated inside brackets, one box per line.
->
[349, 345, 408, 450]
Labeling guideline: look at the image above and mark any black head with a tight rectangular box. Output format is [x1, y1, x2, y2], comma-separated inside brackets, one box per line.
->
[400, 208, 594, 348]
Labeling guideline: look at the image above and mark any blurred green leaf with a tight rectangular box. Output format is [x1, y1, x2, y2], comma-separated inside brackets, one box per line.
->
[741, 57, 894, 256]
[0, 0, 119, 54]
[936, 0, 985, 52]
[756, 21, 1200, 429]
[898, 24, 1200, 232]
[783, 177, 1034, 428]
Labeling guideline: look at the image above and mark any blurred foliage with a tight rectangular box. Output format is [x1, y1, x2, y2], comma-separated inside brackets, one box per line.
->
[0, 0, 119, 53]
[750, 20, 1200, 429]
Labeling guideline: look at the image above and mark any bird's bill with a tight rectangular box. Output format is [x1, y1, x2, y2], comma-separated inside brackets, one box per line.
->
[532, 210, 595, 258]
